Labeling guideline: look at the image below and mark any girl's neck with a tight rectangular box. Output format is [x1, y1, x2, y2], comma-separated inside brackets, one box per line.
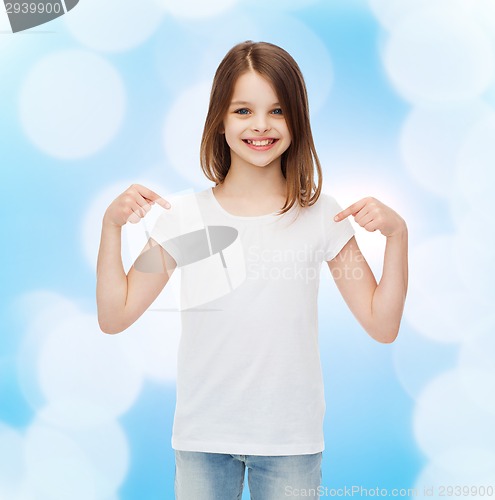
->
[216, 162, 287, 200]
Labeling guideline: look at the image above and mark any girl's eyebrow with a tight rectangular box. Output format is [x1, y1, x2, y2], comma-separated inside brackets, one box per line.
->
[230, 100, 281, 106]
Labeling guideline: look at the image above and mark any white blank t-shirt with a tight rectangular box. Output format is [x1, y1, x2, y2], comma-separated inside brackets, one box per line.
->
[150, 187, 355, 456]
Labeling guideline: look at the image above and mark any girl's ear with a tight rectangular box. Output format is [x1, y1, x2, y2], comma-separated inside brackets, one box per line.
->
[219, 123, 225, 134]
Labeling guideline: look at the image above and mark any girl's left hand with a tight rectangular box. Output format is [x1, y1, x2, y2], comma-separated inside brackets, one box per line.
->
[333, 197, 406, 237]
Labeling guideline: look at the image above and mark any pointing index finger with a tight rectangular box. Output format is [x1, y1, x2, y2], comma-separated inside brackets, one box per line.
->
[154, 197, 171, 210]
[334, 198, 366, 222]
[137, 185, 171, 209]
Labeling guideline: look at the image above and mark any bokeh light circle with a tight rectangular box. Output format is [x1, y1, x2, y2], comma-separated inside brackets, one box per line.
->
[404, 235, 487, 343]
[154, 0, 238, 19]
[400, 102, 494, 198]
[24, 422, 97, 499]
[452, 207, 495, 307]
[38, 313, 143, 417]
[163, 81, 211, 186]
[0, 423, 25, 500]
[455, 113, 495, 207]
[413, 370, 495, 459]
[414, 447, 495, 495]
[65, 0, 164, 52]
[383, 5, 494, 103]
[119, 311, 181, 381]
[458, 316, 495, 416]
[19, 50, 126, 159]
[392, 328, 457, 401]
[16, 291, 82, 411]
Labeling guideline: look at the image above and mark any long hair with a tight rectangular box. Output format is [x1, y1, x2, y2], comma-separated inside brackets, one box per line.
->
[200, 40, 323, 216]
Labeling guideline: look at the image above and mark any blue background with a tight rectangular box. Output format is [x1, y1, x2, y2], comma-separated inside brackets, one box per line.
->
[1, 0, 495, 498]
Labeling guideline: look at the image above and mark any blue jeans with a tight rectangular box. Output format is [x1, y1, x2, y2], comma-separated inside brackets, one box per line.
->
[174, 450, 322, 499]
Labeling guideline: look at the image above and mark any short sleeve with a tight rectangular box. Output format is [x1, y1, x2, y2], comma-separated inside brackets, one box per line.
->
[147, 191, 207, 268]
[149, 212, 183, 266]
[321, 194, 355, 262]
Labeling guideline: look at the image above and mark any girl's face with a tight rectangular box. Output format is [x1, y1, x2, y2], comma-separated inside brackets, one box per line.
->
[222, 71, 291, 171]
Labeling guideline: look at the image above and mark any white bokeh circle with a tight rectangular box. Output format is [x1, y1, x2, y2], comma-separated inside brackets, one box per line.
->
[163, 81, 211, 185]
[119, 310, 181, 381]
[0, 3, 15, 54]
[485, 80, 495, 111]
[24, 422, 97, 500]
[458, 316, 495, 416]
[400, 102, 494, 198]
[413, 369, 495, 459]
[463, 0, 495, 37]
[15, 290, 81, 332]
[249, 0, 320, 9]
[154, 0, 239, 19]
[16, 291, 82, 411]
[452, 114, 495, 308]
[153, 26, 212, 94]
[65, 0, 164, 52]
[383, 5, 494, 104]
[369, 0, 450, 32]
[25, 414, 129, 499]
[192, 17, 262, 85]
[404, 235, 488, 343]
[19, 50, 126, 159]
[447, 179, 477, 233]
[455, 113, 495, 207]
[0, 423, 25, 500]
[452, 207, 495, 307]
[37, 312, 143, 417]
[392, 328, 456, 401]
[0, 2, 10, 30]
[254, 14, 333, 116]
[36, 397, 120, 430]
[414, 447, 495, 495]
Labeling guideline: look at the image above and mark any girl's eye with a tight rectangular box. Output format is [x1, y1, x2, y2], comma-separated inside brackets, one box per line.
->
[234, 108, 250, 115]
[272, 108, 283, 115]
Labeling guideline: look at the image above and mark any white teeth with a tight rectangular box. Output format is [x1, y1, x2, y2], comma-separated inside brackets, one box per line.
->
[247, 139, 274, 146]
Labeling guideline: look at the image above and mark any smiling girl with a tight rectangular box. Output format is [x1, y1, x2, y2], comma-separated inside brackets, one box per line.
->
[96, 41, 408, 500]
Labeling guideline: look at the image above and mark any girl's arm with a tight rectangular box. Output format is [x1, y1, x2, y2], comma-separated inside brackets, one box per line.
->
[328, 197, 408, 344]
[96, 184, 176, 334]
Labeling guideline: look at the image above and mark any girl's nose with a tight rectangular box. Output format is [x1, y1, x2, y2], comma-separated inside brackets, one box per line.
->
[253, 123, 270, 133]
[251, 114, 271, 133]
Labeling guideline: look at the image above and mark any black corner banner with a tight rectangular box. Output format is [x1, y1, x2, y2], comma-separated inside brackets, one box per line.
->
[4, 0, 79, 33]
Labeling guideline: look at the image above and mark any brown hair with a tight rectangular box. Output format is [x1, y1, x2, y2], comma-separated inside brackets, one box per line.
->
[200, 40, 323, 216]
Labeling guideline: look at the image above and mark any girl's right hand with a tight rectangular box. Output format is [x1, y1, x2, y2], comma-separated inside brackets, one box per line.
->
[103, 184, 171, 227]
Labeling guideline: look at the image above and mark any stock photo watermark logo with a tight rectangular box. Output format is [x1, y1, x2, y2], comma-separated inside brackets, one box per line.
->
[2, 0, 78, 32]
[246, 243, 364, 284]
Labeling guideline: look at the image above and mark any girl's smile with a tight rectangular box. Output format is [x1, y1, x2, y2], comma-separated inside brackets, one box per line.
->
[242, 137, 280, 151]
